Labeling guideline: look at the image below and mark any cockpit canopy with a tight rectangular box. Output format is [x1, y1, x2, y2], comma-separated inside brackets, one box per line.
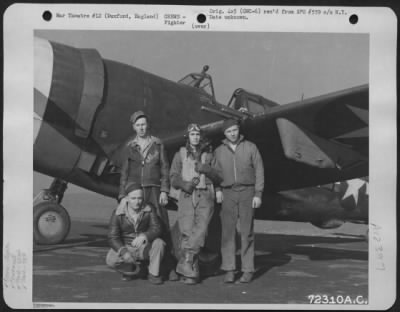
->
[178, 65, 216, 101]
[178, 66, 278, 118]
[228, 88, 279, 116]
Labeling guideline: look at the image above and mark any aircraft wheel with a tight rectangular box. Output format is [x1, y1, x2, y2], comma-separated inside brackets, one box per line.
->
[33, 202, 71, 245]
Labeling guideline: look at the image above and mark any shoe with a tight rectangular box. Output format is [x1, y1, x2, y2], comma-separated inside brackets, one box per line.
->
[239, 272, 253, 283]
[223, 271, 235, 283]
[148, 274, 163, 285]
[168, 270, 179, 281]
[182, 276, 197, 285]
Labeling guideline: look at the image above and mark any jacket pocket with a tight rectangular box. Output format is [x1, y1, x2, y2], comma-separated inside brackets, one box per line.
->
[238, 167, 256, 185]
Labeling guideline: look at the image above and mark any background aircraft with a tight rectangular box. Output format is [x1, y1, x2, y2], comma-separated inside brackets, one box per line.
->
[33, 37, 368, 245]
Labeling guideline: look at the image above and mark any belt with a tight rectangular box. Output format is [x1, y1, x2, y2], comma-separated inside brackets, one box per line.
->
[194, 187, 208, 191]
[223, 184, 253, 191]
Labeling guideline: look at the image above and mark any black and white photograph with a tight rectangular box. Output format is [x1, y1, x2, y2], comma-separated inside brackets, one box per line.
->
[3, 4, 397, 309]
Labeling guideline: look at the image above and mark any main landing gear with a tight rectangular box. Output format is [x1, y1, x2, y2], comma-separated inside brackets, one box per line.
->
[33, 179, 71, 245]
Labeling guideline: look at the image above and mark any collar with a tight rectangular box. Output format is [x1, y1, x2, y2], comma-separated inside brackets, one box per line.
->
[183, 144, 201, 160]
[127, 135, 162, 148]
[222, 135, 244, 147]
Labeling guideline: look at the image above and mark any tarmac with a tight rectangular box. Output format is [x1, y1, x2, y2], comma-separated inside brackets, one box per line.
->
[33, 193, 368, 306]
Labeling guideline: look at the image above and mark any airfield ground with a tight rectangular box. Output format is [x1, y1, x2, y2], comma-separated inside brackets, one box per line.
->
[33, 192, 368, 307]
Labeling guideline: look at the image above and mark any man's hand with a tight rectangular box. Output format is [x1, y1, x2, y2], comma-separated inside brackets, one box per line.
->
[131, 235, 147, 248]
[216, 190, 223, 204]
[159, 191, 168, 206]
[252, 196, 262, 209]
[122, 249, 135, 263]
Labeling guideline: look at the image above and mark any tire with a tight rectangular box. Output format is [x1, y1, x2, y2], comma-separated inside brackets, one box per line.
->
[33, 202, 71, 245]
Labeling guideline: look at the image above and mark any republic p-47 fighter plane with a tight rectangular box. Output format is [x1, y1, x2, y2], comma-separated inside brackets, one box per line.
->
[33, 37, 368, 245]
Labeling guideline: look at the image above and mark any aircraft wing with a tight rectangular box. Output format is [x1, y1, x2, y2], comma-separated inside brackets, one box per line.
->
[237, 84, 368, 192]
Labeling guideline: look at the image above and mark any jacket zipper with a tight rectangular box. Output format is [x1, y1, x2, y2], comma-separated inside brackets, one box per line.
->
[140, 144, 147, 187]
[134, 142, 145, 188]
[140, 139, 153, 187]
[224, 137, 242, 185]
[233, 152, 237, 183]
[141, 158, 144, 187]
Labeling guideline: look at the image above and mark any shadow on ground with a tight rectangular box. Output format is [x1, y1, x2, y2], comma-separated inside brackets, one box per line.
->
[34, 220, 367, 273]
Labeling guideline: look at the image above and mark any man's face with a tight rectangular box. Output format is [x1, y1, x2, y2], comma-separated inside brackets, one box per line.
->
[127, 189, 144, 212]
[188, 131, 201, 147]
[224, 125, 240, 144]
[133, 117, 148, 138]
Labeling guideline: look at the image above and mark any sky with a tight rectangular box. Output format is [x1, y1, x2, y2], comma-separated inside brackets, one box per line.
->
[34, 30, 369, 194]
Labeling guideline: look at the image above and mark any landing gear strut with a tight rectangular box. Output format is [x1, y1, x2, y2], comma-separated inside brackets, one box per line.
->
[33, 179, 71, 245]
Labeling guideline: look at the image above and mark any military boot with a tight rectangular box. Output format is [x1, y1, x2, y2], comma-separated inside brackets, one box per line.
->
[176, 250, 198, 278]
[192, 253, 199, 278]
[176, 254, 187, 276]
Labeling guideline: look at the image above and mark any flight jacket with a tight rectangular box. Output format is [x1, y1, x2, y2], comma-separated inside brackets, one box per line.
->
[119, 135, 170, 199]
[108, 203, 162, 253]
[213, 135, 264, 198]
[170, 146, 221, 190]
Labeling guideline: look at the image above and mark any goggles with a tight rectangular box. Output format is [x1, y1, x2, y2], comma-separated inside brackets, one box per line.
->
[187, 123, 201, 133]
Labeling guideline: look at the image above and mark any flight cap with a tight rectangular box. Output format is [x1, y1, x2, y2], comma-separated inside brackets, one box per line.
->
[222, 119, 239, 132]
[130, 110, 148, 124]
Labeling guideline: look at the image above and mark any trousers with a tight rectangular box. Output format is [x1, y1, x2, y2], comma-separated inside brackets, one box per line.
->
[106, 238, 165, 276]
[177, 186, 215, 254]
[220, 186, 255, 273]
[142, 187, 169, 231]
[143, 186, 177, 274]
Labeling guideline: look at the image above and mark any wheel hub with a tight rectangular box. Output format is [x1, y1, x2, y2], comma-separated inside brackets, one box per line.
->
[38, 211, 63, 237]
